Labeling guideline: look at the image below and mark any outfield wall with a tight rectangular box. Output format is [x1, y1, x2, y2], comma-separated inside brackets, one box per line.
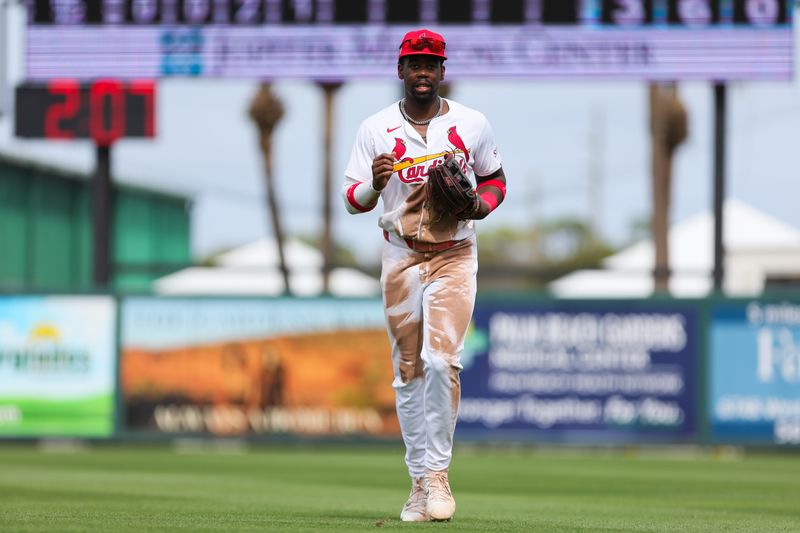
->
[0, 295, 798, 446]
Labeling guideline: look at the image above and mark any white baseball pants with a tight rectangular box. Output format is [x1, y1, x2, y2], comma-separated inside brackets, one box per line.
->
[380, 233, 478, 477]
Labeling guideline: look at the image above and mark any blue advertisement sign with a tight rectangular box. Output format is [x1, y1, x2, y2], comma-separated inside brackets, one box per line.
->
[458, 302, 700, 442]
[710, 301, 800, 445]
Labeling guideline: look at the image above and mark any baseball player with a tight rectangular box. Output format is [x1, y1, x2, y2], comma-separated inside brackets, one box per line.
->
[342, 29, 507, 522]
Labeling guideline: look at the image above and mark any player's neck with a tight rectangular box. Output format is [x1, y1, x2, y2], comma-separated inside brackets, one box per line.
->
[401, 96, 441, 124]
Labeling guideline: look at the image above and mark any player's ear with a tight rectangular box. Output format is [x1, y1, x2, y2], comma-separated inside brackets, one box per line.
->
[397, 61, 404, 80]
[440, 63, 446, 81]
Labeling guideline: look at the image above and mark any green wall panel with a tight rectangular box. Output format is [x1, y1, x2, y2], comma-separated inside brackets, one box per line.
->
[0, 166, 30, 288]
[114, 191, 154, 264]
[0, 157, 191, 293]
[30, 174, 77, 289]
[153, 199, 190, 263]
[113, 191, 190, 291]
[73, 188, 93, 291]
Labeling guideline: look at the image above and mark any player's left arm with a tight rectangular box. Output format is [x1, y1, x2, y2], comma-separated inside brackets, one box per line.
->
[471, 167, 507, 220]
[468, 116, 506, 220]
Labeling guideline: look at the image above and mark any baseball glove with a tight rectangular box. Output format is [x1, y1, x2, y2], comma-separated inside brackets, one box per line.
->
[426, 153, 480, 220]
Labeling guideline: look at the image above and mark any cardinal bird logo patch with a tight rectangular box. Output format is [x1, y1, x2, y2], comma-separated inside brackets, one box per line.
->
[447, 126, 469, 163]
[392, 138, 407, 160]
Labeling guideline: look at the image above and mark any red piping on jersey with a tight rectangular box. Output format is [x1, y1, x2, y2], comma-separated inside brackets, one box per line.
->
[347, 182, 375, 212]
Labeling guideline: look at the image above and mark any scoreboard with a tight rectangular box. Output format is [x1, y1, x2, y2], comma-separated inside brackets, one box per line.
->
[15, 80, 156, 144]
[28, 0, 792, 26]
[24, 0, 794, 80]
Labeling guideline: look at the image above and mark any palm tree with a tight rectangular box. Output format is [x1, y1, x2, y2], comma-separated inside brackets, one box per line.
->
[249, 83, 291, 295]
[649, 84, 688, 294]
[317, 81, 342, 294]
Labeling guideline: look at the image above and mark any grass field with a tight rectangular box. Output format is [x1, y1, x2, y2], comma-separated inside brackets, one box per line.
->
[0, 443, 798, 532]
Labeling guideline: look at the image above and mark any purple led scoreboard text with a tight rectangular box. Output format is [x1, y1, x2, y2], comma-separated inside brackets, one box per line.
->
[25, 0, 793, 80]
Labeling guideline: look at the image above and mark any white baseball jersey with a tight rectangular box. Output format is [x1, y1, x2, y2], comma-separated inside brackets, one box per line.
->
[343, 98, 502, 244]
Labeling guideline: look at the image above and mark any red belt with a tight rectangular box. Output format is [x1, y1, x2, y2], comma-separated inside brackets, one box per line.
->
[383, 230, 461, 252]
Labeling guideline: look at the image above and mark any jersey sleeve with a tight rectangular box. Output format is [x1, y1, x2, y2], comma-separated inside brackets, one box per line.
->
[342, 121, 380, 214]
[471, 116, 503, 178]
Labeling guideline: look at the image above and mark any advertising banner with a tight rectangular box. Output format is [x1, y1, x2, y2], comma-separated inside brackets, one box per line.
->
[120, 297, 398, 438]
[710, 301, 800, 445]
[0, 296, 116, 437]
[458, 302, 700, 442]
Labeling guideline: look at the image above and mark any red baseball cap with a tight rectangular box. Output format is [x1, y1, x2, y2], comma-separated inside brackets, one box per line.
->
[398, 29, 447, 60]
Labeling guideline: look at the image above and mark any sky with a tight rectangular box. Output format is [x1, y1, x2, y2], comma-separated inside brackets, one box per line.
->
[1, 6, 799, 266]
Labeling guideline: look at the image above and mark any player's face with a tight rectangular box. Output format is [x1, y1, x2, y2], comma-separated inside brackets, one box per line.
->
[398, 56, 445, 103]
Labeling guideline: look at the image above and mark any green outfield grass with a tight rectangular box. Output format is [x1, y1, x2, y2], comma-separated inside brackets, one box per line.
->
[0, 444, 798, 532]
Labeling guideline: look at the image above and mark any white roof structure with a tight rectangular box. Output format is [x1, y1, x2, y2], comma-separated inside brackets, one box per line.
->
[550, 198, 800, 298]
[154, 238, 380, 297]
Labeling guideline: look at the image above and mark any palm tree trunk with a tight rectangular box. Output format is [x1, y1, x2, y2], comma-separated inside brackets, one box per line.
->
[260, 135, 291, 295]
[319, 82, 342, 294]
[649, 84, 687, 295]
[650, 85, 671, 294]
[249, 84, 291, 295]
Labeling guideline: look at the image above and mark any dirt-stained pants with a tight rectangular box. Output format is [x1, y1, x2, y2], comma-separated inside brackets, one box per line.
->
[380, 234, 477, 477]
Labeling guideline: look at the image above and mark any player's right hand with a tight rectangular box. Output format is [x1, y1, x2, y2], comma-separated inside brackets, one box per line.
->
[371, 152, 397, 191]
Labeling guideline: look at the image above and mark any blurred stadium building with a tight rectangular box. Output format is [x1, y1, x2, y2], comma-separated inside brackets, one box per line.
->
[153, 237, 380, 296]
[551, 198, 800, 297]
[0, 152, 191, 292]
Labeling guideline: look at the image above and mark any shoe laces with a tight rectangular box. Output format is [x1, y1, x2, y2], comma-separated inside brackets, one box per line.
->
[404, 477, 427, 512]
[426, 470, 452, 501]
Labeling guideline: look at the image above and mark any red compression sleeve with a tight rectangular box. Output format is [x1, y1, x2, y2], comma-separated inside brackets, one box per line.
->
[476, 179, 506, 213]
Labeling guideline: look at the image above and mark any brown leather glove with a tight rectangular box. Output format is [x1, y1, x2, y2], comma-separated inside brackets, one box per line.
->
[426, 153, 480, 220]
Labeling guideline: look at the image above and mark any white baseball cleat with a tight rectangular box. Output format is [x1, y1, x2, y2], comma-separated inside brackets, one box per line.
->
[425, 468, 456, 521]
[400, 476, 429, 522]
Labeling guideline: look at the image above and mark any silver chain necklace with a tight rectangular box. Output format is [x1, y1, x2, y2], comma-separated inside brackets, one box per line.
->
[399, 97, 442, 126]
